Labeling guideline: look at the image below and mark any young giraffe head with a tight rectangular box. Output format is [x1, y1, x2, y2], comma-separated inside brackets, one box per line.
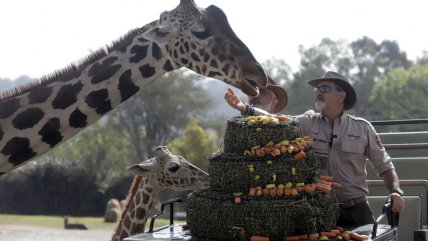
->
[128, 145, 209, 190]
[111, 146, 208, 241]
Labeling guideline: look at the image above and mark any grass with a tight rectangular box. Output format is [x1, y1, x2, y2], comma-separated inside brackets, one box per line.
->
[0, 214, 174, 230]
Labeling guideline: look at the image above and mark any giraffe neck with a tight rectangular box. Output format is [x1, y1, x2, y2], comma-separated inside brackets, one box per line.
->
[0, 25, 174, 174]
[112, 176, 159, 241]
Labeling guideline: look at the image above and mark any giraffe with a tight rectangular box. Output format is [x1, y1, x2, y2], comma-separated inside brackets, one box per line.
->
[0, 0, 269, 175]
[111, 145, 209, 241]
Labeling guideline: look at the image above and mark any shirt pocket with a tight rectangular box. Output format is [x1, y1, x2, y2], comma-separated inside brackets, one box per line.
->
[342, 139, 365, 156]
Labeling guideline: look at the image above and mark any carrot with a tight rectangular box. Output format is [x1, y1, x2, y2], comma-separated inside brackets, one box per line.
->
[340, 233, 351, 241]
[292, 151, 307, 161]
[250, 235, 270, 241]
[234, 196, 241, 204]
[319, 180, 332, 187]
[249, 187, 257, 196]
[284, 235, 300, 241]
[308, 233, 320, 240]
[276, 188, 284, 197]
[292, 145, 300, 152]
[294, 144, 305, 152]
[298, 234, 309, 240]
[330, 229, 341, 235]
[284, 188, 292, 196]
[271, 147, 281, 156]
[280, 145, 288, 153]
[320, 231, 337, 238]
[181, 223, 190, 230]
[291, 188, 299, 196]
[331, 182, 343, 189]
[319, 175, 334, 182]
[269, 188, 277, 197]
[273, 143, 282, 149]
[349, 232, 365, 241]
[274, 115, 288, 121]
[334, 226, 344, 232]
[316, 183, 331, 193]
[304, 185, 315, 194]
[262, 188, 269, 196]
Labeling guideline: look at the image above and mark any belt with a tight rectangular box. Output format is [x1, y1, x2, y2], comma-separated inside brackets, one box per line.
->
[339, 196, 367, 209]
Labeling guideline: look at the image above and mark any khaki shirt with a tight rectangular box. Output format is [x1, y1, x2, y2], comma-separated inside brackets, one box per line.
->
[295, 110, 394, 202]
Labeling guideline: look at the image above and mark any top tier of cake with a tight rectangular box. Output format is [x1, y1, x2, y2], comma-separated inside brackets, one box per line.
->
[223, 115, 301, 155]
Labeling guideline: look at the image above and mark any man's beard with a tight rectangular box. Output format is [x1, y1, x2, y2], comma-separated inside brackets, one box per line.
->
[315, 100, 326, 111]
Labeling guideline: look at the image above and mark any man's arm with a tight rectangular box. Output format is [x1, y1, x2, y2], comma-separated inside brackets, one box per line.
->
[224, 88, 271, 116]
[380, 168, 405, 212]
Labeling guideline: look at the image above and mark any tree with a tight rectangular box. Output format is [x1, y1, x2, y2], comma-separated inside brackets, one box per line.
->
[350, 37, 411, 117]
[370, 64, 428, 131]
[107, 70, 212, 161]
[288, 38, 354, 115]
[167, 118, 219, 171]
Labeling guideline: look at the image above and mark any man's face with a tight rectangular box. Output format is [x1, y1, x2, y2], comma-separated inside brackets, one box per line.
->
[313, 80, 346, 111]
[248, 88, 278, 113]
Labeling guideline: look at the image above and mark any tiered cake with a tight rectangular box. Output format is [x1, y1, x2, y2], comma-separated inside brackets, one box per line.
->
[186, 115, 340, 241]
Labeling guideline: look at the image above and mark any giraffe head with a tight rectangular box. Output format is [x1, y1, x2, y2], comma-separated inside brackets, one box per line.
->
[128, 146, 209, 190]
[143, 0, 268, 96]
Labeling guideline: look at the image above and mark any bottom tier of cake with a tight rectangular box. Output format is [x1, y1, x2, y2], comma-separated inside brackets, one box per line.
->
[186, 188, 339, 241]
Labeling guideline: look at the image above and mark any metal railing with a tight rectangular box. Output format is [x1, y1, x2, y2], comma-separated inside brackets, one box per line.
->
[367, 179, 428, 225]
[371, 119, 428, 126]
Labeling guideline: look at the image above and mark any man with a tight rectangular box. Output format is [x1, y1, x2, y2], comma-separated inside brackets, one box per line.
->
[225, 80, 288, 115]
[224, 71, 405, 227]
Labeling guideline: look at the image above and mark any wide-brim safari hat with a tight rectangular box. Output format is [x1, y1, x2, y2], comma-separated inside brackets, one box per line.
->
[266, 77, 288, 113]
[308, 71, 357, 110]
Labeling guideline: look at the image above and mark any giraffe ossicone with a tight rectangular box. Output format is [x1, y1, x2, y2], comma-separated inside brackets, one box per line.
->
[111, 145, 209, 241]
[0, 0, 269, 175]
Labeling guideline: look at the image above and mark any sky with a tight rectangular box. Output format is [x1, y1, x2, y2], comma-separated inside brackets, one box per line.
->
[1, 0, 428, 80]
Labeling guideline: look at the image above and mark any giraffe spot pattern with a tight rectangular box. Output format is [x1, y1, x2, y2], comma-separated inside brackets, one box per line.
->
[88, 57, 121, 84]
[12, 108, 44, 130]
[151, 43, 162, 61]
[139, 64, 156, 78]
[39, 118, 63, 147]
[142, 192, 150, 204]
[1, 137, 37, 166]
[85, 89, 112, 115]
[0, 98, 20, 119]
[118, 70, 140, 103]
[129, 45, 148, 63]
[136, 208, 146, 220]
[190, 53, 200, 62]
[28, 85, 53, 104]
[69, 108, 88, 128]
[162, 60, 174, 72]
[52, 82, 84, 110]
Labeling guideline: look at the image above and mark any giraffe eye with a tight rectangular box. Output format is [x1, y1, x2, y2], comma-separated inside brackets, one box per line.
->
[168, 163, 180, 172]
[192, 30, 211, 40]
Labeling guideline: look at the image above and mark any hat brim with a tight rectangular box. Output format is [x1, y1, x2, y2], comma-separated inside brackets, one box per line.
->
[266, 85, 288, 113]
[308, 77, 357, 110]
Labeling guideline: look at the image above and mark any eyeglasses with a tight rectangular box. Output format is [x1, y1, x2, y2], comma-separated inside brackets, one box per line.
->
[314, 85, 334, 93]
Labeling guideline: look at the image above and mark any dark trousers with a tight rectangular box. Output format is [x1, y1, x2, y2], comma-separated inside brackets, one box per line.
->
[337, 201, 375, 228]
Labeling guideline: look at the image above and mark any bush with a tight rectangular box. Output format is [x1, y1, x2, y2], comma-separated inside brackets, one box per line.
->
[0, 158, 106, 216]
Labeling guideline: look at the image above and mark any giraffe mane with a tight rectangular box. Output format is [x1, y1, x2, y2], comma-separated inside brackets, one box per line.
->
[0, 20, 158, 102]
[112, 175, 143, 236]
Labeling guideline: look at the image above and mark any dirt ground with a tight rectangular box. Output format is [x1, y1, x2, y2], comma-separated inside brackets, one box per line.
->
[0, 224, 112, 241]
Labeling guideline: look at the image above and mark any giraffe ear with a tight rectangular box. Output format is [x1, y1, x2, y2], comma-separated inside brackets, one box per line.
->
[128, 163, 152, 176]
[142, 26, 172, 44]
